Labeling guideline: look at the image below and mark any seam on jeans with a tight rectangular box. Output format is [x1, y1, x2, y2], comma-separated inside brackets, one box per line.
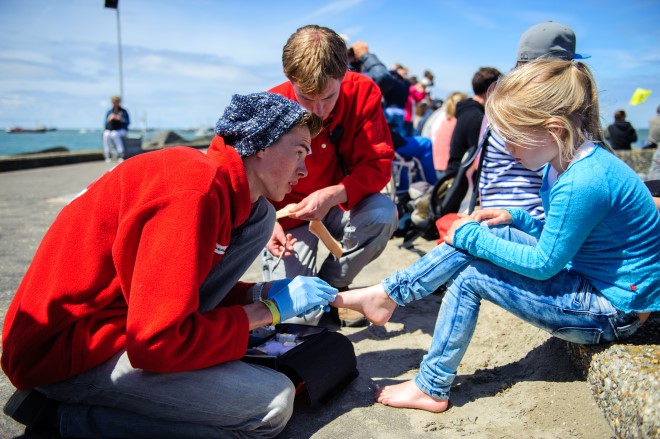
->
[418, 277, 474, 399]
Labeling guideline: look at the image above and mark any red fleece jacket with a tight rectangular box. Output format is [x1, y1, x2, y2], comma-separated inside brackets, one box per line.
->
[2, 139, 256, 390]
[269, 71, 394, 230]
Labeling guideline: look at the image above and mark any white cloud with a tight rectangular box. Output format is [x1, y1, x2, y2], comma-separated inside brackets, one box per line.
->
[302, 0, 366, 21]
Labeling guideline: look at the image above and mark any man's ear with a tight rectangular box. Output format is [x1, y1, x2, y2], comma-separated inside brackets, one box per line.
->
[254, 149, 268, 159]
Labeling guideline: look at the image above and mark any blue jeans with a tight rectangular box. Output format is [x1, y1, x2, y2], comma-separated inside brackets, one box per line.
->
[382, 225, 641, 400]
[40, 198, 295, 438]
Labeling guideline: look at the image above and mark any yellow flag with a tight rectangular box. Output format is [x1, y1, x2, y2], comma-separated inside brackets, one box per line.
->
[629, 88, 652, 106]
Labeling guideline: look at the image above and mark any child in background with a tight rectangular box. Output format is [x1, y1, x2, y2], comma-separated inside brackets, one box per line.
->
[331, 59, 660, 413]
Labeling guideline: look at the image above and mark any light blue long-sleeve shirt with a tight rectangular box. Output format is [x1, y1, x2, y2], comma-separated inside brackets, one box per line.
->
[455, 144, 660, 313]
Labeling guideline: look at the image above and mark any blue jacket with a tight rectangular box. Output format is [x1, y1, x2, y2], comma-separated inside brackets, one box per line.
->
[455, 144, 660, 312]
[104, 107, 130, 131]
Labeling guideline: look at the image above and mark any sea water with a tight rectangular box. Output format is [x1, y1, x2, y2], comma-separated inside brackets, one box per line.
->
[0, 129, 197, 157]
[0, 128, 652, 158]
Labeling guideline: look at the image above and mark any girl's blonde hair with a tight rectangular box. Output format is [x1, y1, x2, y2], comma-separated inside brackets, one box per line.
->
[282, 25, 348, 95]
[444, 92, 468, 120]
[485, 59, 610, 165]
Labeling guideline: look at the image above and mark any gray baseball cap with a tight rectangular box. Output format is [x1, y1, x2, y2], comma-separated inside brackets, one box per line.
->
[517, 21, 590, 62]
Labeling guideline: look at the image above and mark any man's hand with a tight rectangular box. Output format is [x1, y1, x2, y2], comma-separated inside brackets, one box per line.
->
[266, 222, 296, 257]
[289, 185, 346, 221]
[268, 277, 338, 321]
[350, 40, 369, 59]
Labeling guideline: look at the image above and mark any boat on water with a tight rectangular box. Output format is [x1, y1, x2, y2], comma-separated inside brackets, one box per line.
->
[6, 125, 56, 133]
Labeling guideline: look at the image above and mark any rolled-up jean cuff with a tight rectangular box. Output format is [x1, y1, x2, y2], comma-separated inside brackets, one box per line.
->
[413, 375, 450, 401]
[381, 278, 406, 307]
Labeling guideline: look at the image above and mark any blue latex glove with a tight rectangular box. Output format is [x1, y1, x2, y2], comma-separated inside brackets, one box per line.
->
[267, 276, 338, 322]
[267, 278, 293, 299]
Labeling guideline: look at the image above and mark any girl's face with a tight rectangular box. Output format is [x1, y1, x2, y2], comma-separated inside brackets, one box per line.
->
[504, 128, 563, 173]
[254, 124, 311, 202]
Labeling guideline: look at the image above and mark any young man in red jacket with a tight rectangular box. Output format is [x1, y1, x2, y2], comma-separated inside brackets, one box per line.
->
[2, 92, 337, 438]
[263, 25, 398, 327]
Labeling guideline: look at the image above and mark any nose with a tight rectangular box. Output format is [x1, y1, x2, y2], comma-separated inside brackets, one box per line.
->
[298, 161, 308, 179]
[312, 101, 325, 118]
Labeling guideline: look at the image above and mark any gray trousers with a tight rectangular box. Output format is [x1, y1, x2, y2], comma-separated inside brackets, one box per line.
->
[40, 198, 294, 438]
[261, 193, 397, 324]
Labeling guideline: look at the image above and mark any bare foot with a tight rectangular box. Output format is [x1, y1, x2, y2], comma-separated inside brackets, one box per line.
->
[331, 285, 397, 325]
[375, 380, 449, 413]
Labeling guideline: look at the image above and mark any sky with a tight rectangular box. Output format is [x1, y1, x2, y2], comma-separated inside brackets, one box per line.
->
[1, 0, 659, 131]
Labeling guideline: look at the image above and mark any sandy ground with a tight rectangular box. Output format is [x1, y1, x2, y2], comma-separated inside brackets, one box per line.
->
[0, 160, 614, 438]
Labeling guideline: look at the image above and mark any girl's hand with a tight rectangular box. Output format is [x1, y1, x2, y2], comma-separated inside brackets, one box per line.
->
[445, 217, 476, 246]
[468, 208, 512, 226]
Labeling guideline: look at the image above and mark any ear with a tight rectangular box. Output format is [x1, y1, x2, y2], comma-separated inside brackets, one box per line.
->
[545, 118, 566, 139]
[254, 149, 268, 159]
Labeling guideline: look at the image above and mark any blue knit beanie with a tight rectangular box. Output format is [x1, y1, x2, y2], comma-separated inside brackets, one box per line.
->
[215, 92, 307, 157]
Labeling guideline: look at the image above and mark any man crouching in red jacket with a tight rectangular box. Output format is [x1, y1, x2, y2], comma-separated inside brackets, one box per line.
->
[2, 92, 336, 438]
[263, 25, 398, 327]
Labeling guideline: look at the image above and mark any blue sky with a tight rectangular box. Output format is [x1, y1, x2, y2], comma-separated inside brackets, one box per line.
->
[1, 0, 659, 130]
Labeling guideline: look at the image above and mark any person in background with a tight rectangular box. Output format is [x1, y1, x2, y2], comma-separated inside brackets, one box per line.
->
[2, 92, 337, 438]
[646, 105, 660, 148]
[348, 40, 410, 138]
[348, 40, 436, 188]
[421, 70, 436, 101]
[479, 21, 590, 220]
[264, 25, 398, 328]
[332, 59, 660, 414]
[445, 67, 501, 176]
[432, 91, 468, 180]
[404, 78, 428, 137]
[102, 95, 130, 163]
[607, 110, 638, 150]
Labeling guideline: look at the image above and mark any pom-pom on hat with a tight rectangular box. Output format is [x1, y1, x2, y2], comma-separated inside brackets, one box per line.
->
[215, 92, 307, 157]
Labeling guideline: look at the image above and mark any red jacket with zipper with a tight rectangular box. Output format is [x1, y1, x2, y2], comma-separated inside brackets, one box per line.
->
[269, 71, 394, 230]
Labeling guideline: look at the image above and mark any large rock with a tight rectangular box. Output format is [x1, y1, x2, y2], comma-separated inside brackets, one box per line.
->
[142, 130, 212, 150]
[142, 130, 187, 150]
[564, 314, 659, 438]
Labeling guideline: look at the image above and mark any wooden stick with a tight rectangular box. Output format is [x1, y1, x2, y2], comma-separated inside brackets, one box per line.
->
[309, 220, 343, 259]
[275, 203, 297, 220]
[275, 204, 343, 259]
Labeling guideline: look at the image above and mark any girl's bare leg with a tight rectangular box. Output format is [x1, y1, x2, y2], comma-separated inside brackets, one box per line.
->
[375, 380, 449, 413]
[330, 284, 397, 326]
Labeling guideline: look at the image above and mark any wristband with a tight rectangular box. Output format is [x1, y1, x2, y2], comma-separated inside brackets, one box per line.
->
[252, 282, 265, 303]
[261, 299, 281, 325]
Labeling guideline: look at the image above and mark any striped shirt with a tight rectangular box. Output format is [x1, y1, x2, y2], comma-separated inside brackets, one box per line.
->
[479, 129, 545, 219]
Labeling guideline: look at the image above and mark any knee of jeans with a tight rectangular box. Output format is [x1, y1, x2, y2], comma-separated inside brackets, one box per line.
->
[351, 194, 398, 230]
[448, 262, 486, 293]
[263, 378, 295, 435]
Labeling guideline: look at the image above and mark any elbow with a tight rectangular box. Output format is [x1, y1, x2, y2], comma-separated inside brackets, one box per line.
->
[124, 335, 188, 373]
[529, 261, 564, 280]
